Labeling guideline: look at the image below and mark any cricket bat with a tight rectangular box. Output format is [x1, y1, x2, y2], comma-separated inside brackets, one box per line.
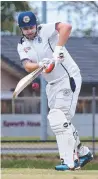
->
[13, 62, 55, 99]
[13, 67, 43, 99]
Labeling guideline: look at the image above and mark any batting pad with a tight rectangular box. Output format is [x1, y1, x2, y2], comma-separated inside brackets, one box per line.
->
[48, 109, 75, 168]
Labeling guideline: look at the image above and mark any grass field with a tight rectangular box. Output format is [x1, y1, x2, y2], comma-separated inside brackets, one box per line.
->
[1, 136, 98, 141]
[2, 169, 98, 179]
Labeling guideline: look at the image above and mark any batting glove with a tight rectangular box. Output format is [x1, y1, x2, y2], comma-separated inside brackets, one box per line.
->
[39, 58, 55, 73]
[53, 46, 65, 64]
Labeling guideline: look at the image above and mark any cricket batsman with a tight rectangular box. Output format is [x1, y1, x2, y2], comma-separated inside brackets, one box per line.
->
[17, 11, 93, 170]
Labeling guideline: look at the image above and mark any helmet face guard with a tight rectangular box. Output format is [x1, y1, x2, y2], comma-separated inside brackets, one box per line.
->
[18, 11, 37, 28]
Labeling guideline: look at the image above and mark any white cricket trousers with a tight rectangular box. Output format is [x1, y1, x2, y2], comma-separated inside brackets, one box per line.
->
[46, 72, 82, 121]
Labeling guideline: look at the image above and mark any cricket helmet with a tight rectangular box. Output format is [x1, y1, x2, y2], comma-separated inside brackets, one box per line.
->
[18, 11, 37, 28]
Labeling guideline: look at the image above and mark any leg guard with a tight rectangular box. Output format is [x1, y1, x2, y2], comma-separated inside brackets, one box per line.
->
[71, 124, 80, 148]
[48, 109, 75, 168]
[71, 124, 91, 157]
[71, 124, 93, 167]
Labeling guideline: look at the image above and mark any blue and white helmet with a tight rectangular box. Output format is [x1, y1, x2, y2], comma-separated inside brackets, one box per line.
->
[18, 11, 37, 28]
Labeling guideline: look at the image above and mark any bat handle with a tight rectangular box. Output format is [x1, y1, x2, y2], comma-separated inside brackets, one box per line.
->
[13, 91, 17, 99]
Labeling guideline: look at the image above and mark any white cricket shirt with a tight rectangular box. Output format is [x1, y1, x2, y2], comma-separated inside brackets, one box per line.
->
[17, 23, 80, 83]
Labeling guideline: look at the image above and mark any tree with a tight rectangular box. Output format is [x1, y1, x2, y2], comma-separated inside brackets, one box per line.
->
[50, 1, 98, 36]
[55, 1, 98, 12]
[1, 1, 31, 33]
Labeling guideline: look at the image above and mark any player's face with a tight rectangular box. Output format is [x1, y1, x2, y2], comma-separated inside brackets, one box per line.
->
[22, 25, 36, 39]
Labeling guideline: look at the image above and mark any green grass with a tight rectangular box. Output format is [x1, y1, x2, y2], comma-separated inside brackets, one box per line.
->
[1, 159, 56, 169]
[1, 136, 98, 141]
[1, 159, 98, 169]
[1, 136, 41, 141]
[1, 156, 98, 170]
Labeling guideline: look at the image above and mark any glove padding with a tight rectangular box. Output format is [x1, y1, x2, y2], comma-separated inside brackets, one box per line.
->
[39, 58, 55, 73]
[53, 46, 65, 65]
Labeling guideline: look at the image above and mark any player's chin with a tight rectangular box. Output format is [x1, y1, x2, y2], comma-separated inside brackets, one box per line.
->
[26, 34, 35, 40]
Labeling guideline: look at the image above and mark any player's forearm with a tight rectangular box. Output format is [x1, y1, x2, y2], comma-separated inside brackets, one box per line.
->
[57, 24, 72, 46]
[24, 62, 39, 73]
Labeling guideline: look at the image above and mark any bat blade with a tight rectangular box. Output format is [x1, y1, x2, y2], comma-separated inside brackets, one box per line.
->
[13, 67, 43, 99]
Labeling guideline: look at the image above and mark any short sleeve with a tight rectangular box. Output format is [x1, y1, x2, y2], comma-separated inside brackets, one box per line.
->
[17, 43, 29, 61]
[41, 23, 58, 39]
